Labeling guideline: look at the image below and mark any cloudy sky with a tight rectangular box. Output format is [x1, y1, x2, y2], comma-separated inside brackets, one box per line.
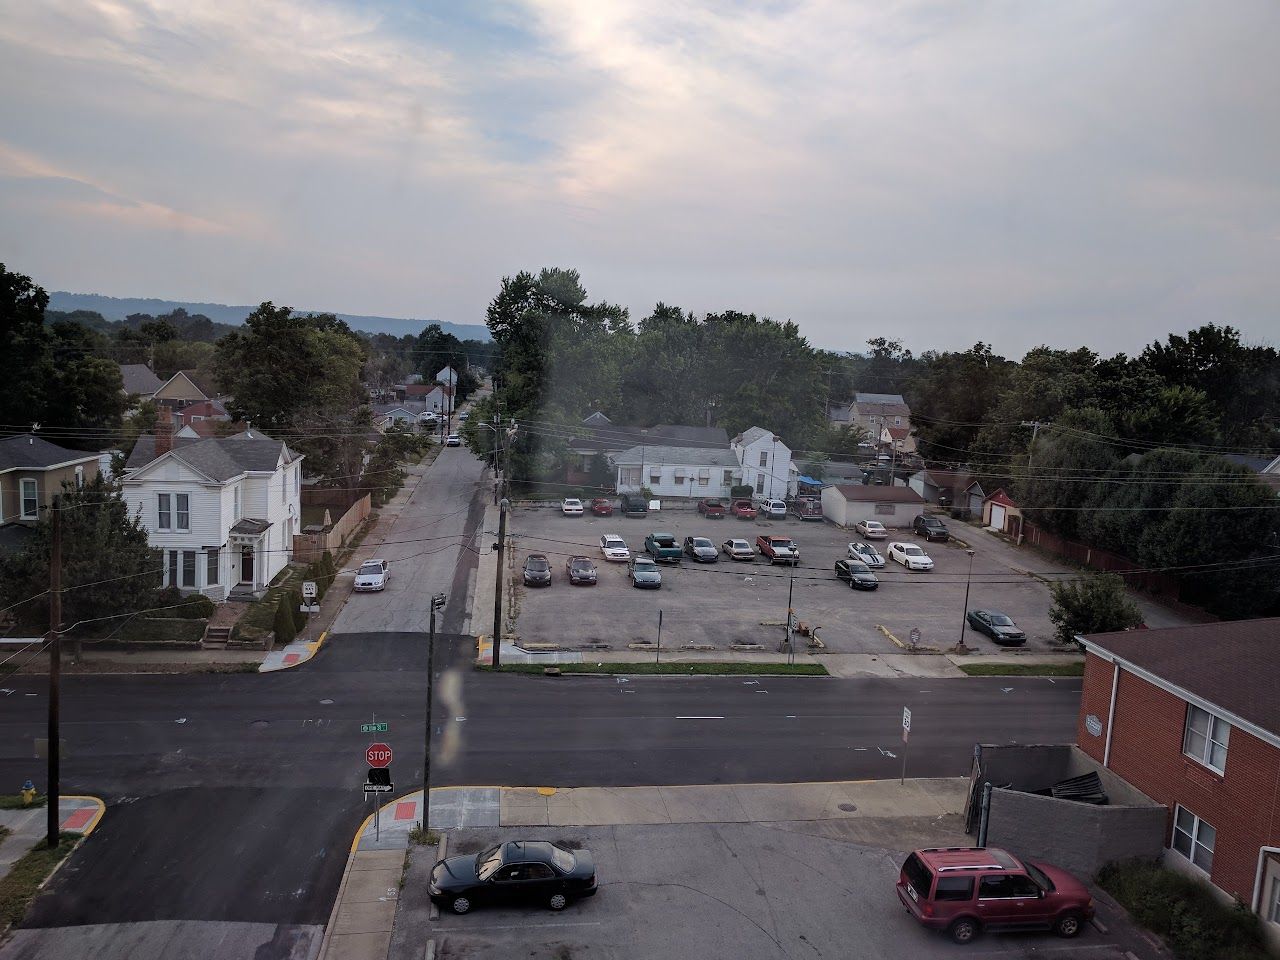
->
[1, 0, 1277, 356]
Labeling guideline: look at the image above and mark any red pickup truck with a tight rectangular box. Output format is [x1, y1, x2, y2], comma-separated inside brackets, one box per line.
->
[756, 534, 800, 565]
[697, 499, 726, 518]
[730, 499, 757, 519]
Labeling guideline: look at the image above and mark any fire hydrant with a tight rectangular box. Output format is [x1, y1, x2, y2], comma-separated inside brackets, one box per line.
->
[20, 779, 36, 806]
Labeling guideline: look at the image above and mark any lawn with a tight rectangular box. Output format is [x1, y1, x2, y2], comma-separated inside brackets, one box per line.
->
[958, 661, 1085, 677]
[0, 833, 79, 929]
[0, 794, 47, 810]
[479, 661, 828, 676]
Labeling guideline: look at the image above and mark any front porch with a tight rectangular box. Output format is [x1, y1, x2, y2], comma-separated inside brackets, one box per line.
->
[228, 518, 272, 599]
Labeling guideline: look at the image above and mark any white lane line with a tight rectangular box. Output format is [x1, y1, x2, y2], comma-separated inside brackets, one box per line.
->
[445, 921, 602, 932]
[676, 716, 725, 719]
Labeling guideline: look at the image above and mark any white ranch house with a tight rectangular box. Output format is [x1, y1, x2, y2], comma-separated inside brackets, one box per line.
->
[609, 425, 797, 500]
[122, 428, 303, 598]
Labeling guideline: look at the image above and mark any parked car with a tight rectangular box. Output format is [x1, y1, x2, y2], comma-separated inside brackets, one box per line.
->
[756, 534, 800, 565]
[522, 554, 552, 586]
[730, 499, 757, 520]
[644, 532, 682, 563]
[445, 434, 461, 447]
[722, 538, 755, 561]
[788, 497, 823, 521]
[565, 556, 598, 585]
[627, 555, 662, 589]
[696, 498, 726, 518]
[887, 541, 934, 571]
[854, 519, 888, 539]
[589, 498, 614, 517]
[847, 541, 885, 568]
[913, 514, 950, 542]
[429, 840, 597, 916]
[896, 846, 1092, 945]
[457, 411, 470, 422]
[354, 559, 390, 592]
[834, 558, 878, 590]
[621, 494, 648, 518]
[966, 610, 1027, 645]
[599, 535, 630, 562]
[683, 536, 718, 562]
[562, 498, 584, 516]
[755, 497, 787, 519]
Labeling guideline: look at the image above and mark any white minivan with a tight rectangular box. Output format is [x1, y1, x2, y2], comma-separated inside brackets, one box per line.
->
[755, 497, 787, 519]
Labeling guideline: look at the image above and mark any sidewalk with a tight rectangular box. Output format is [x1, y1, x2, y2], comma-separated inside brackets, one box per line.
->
[0, 795, 105, 872]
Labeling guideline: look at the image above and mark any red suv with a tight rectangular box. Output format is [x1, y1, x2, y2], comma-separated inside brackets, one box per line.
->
[897, 847, 1093, 945]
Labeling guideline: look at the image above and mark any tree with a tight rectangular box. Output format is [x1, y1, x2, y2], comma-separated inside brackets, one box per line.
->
[0, 474, 162, 655]
[1048, 574, 1143, 644]
[1015, 408, 1122, 540]
[906, 343, 1012, 460]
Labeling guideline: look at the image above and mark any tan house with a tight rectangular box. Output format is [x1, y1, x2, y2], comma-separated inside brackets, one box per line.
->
[0, 434, 102, 526]
[152, 370, 212, 411]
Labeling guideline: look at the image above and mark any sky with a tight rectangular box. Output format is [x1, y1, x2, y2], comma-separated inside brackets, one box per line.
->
[1, 0, 1277, 357]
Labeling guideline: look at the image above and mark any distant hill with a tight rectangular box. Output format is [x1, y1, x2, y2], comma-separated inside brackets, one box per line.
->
[47, 291, 491, 341]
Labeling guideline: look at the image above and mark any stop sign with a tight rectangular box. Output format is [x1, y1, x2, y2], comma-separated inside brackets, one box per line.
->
[366, 742, 393, 768]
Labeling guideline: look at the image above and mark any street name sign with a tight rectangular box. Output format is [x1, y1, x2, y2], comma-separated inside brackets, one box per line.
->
[361, 722, 389, 733]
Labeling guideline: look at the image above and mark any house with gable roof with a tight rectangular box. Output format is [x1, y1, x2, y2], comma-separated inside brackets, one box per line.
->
[121, 424, 302, 597]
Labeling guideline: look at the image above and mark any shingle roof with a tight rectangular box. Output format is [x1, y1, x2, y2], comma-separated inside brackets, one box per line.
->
[855, 392, 906, 405]
[118, 363, 165, 396]
[0, 435, 100, 471]
[734, 426, 774, 447]
[126, 430, 298, 481]
[831, 484, 924, 503]
[568, 423, 729, 454]
[610, 445, 741, 467]
[1084, 619, 1280, 738]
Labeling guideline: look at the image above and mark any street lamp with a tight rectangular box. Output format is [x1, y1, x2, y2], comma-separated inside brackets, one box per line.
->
[956, 549, 977, 653]
[422, 592, 446, 839]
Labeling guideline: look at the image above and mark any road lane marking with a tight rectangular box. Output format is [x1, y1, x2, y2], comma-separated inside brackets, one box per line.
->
[444, 921, 602, 932]
[676, 716, 725, 719]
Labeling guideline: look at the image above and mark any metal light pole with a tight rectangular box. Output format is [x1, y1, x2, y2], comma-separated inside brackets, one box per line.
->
[784, 564, 796, 664]
[957, 549, 977, 652]
[422, 592, 445, 838]
[491, 498, 509, 667]
[47, 496, 62, 849]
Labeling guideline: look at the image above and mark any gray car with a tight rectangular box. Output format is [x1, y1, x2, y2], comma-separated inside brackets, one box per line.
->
[683, 536, 718, 563]
[522, 554, 552, 587]
[628, 556, 662, 589]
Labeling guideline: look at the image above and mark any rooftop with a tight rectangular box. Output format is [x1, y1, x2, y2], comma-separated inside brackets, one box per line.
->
[854, 392, 906, 405]
[1084, 618, 1280, 739]
[610, 445, 741, 468]
[125, 430, 299, 481]
[830, 484, 924, 503]
[118, 363, 165, 396]
[0, 434, 101, 472]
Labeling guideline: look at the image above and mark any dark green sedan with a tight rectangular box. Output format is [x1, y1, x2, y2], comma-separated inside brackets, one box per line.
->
[966, 609, 1027, 645]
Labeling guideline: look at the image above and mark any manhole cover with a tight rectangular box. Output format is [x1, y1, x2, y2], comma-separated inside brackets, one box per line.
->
[250, 720, 269, 729]
[319, 698, 334, 705]
[838, 803, 857, 812]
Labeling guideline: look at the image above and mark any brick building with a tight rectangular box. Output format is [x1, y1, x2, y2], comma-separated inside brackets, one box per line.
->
[1076, 620, 1280, 944]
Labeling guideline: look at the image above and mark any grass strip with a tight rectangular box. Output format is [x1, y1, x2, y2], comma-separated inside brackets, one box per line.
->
[479, 661, 828, 676]
[958, 662, 1084, 677]
[0, 794, 47, 810]
[0, 833, 79, 929]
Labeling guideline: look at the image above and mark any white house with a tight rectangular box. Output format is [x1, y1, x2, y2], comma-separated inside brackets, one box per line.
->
[611, 446, 741, 499]
[435, 365, 458, 388]
[731, 427, 797, 500]
[122, 427, 303, 598]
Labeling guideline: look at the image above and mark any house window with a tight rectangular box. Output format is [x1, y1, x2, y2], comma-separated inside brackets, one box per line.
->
[755, 476, 765, 494]
[167, 550, 179, 586]
[20, 479, 38, 519]
[649, 469, 662, 484]
[723, 470, 734, 486]
[182, 550, 197, 587]
[233, 484, 242, 520]
[1172, 805, 1215, 874]
[1183, 705, 1229, 773]
[176, 493, 190, 532]
[75, 466, 85, 487]
[294, 467, 301, 498]
[895, 416, 902, 426]
[206, 548, 220, 586]
[1269, 875, 1280, 924]
[758, 451, 768, 468]
[281, 470, 287, 503]
[158, 493, 172, 530]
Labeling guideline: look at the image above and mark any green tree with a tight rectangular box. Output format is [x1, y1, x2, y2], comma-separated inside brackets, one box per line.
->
[906, 343, 1012, 459]
[0, 475, 162, 654]
[1015, 408, 1122, 540]
[1048, 574, 1144, 644]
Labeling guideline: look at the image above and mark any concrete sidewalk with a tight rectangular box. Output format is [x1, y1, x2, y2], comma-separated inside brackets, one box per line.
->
[0, 795, 105, 872]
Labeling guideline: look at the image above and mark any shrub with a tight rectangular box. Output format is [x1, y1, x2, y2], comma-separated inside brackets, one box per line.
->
[290, 588, 307, 632]
[272, 595, 297, 645]
[730, 484, 753, 499]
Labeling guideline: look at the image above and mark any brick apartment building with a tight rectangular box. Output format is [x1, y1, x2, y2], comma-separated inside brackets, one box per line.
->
[1076, 619, 1280, 944]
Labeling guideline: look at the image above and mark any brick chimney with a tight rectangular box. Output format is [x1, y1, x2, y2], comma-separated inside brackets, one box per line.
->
[155, 419, 174, 456]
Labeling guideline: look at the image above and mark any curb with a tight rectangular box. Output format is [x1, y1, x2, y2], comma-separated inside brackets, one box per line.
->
[61, 795, 106, 835]
[316, 849, 357, 960]
[260, 630, 328, 674]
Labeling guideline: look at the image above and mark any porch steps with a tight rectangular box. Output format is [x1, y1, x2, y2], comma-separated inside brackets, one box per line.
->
[203, 626, 232, 649]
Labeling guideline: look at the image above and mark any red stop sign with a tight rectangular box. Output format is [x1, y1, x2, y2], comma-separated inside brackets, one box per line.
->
[366, 742, 393, 768]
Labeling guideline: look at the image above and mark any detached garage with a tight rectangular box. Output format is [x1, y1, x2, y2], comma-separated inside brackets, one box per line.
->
[821, 484, 925, 530]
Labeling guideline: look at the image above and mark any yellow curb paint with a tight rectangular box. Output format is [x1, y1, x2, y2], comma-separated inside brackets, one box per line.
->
[876, 624, 906, 649]
[62, 795, 106, 835]
[349, 811, 375, 854]
[536, 787, 557, 796]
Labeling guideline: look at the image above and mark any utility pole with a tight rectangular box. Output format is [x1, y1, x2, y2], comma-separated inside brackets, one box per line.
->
[491, 499, 509, 667]
[783, 565, 796, 664]
[47, 496, 62, 849]
[422, 592, 445, 839]
[1021, 420, 1047, 472]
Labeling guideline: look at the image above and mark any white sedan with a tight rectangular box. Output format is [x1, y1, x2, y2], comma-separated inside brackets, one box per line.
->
[722, 538, 755, 561]
[847, 541, 886, 568]
[354, 559, 391, 591]
[855, 519, 889, 539]
[562, 498, 585, 516]
[445, 434, 461, 446]
[887, 542, 934, 571]
[599, 534, 630, 562]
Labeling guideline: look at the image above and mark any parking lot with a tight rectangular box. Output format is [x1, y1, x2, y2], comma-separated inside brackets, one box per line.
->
[405, 822, 1146, 960]
[507, 505, 1066, 655]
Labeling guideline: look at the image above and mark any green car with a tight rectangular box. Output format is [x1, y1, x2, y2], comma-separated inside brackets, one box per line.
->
[643, 532, 682, 563]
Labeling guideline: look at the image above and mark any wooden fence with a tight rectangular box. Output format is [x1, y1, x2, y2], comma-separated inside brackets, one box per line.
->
[293, 491, 372, 563]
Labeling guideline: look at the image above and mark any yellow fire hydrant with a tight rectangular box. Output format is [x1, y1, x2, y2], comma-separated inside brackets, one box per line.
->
[21, 779, 36, 806]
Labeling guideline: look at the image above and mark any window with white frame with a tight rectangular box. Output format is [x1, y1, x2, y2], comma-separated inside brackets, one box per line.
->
[895, 416, 902, 426]
[233, 484, 242, 520]
[75, 465, 85, 487]
[158, 493, 172, 530]
[649, 467, 661, 484]
[755, 476, 764, 494]
[722, 469, 734, 486]
[167, 550, 179, 586]
[20, 478, 38, 519]
[182, 550, 197, 587]
[206, 548, 220, 586]
[758, 451, 768, 467]
[175, 493, 190, 532]
[1183, 704, 1229, 773]
[1171, 805, 1215, 873]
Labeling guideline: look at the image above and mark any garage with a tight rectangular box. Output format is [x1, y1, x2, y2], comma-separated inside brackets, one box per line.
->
[820, 484, 925, 530]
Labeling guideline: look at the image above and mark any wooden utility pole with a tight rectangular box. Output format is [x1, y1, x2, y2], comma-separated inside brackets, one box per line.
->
[492, 500, 508, 668]
[47, 496, 62, 848]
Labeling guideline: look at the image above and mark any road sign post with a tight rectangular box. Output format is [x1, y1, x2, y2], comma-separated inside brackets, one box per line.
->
[901, 707, 912, 784]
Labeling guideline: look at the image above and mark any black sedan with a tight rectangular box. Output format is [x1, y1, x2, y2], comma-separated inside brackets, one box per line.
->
[966, 609, 1027, 645]
[565, 556, 598, 585]
[428, 840, 597, 915]
[522, 554, 552, 587]
[834, 558, 879, 590]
